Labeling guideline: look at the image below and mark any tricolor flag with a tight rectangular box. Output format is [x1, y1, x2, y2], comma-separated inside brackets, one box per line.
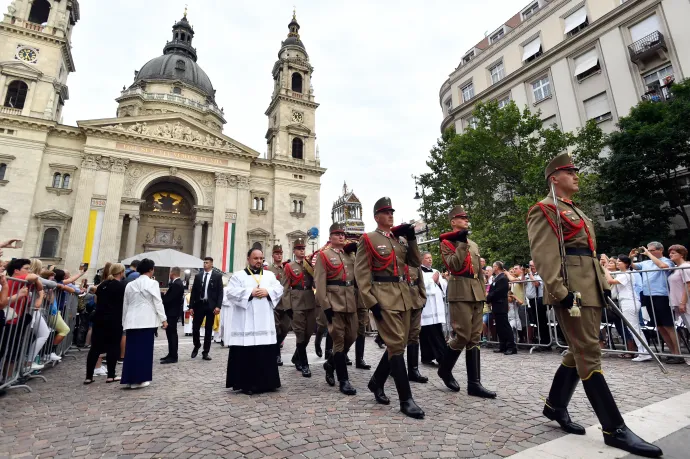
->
[222, 221, 236, 272]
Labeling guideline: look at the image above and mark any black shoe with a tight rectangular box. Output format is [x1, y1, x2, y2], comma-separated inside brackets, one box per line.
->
[335, 353, 356, 395]
[301, 364, 312, 378]
[407, 344, 428, 383]
[291, 350, 302, 371]
[324, 358, 335, 386]
[368, 352, 391, 405]
[375, 334, 386, 349]
[390, 355, 424, 419]
[465, 347, 496, 399]
[437, 346, 461, 392]
[314, 328, 324, 358]
[277, 355, 283, 366]
[160, 357, 178, 364]
[202, 354, 212, 361]
[159, 354, 170, 362]
[297, 343, 311, 377]
[543, 364, 585, 435]
[493, 348, 506, 353]
[583, 372, 662, 458]
[191, 347, 199, 359]
[666, 356, 685, 364]
[368, 377, 390, 404]
[339, 380, 357, 395]
[355, 335, 371, 369]
[504, 348, 517, 355]
[241, 389, 253, 396]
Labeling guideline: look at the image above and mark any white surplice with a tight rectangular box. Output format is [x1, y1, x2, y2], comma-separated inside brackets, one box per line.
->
[421, 268, 447, 326]
[222, 268, 283, 347]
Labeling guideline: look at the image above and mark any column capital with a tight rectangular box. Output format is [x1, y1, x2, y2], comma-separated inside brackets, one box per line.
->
[237, 176, 250, 190]
[214, 172, 230, 188]
[82, 154, 101, 170]
[194, 219, 205, 226]
[130, 214, 140, 222]
[111, 157, 130, 174]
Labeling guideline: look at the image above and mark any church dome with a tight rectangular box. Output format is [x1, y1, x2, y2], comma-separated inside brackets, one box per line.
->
[134, 54, 214, 97]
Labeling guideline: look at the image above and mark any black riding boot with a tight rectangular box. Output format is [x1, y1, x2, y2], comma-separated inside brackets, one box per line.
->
[355, 335, 370, 369]
[367, 352, 390, 405]
[407, 343, 428, 383]
[465, 346, 496, 398]
[335, 352, 356, 395]
[276, 333, 285, 366]
[543, 365, 585, 434]
[390, 355, 424, 419]
[323, 356, 335, 386]
[325, 333, 333, 360]
[437, 345, 462, 392]
[314, 328, 324, 358]
[582, 372, 662, 458]
[291, 349, 302, 371]
[297, 343, 311, 377]
[374, 333, 386, 349]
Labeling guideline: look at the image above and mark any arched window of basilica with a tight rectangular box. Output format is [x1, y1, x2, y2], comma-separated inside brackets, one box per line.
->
[0, 163, 6, 181]
[28, 0, 50, 24]
[252, 197, 259, 210]
[292, 200, 298, 213]
[298, 201, 304, 213]
[40, 228, 59, 258]
[4, 80, 28, 109]
[52, 172, 62, 188]
[259, 198, 265, 211]
[172, 86, 182, 95]
[62, 174, 70, 189]
[291, 72, 303, 93]
[291, 138, 303, 160]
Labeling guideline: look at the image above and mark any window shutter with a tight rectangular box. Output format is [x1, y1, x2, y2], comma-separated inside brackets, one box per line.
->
[573, 49, 599, 76]
[584, 93, 610, 120]
[522, 37, 542, 61]
[630, 15, 660, 42]
[563, 7, 587, 34]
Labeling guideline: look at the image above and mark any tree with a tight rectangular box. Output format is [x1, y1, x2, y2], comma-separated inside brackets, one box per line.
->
[596, 78, 690, 253]
[419, 101, 604, 265]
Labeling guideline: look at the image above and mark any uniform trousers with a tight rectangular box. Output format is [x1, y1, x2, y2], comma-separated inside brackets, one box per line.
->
[374, 308, 411, 358]
[407, 308, 422, 345]
[274, 309, 291, 339]
[448, 301, 483, 351]
[316, 306, 328, 335]
[554, 305, 602, 380]
[357, 308, 369, 337]
[326, 311, 357, 353]
[292, 308, 316, 344]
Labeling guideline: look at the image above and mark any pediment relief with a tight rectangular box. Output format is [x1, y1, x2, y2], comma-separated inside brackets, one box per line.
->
[0, 60, 43, 80]
[34, 209, 71, 221]
[286, 123, 311, 135]
[248, 227, 271, 237]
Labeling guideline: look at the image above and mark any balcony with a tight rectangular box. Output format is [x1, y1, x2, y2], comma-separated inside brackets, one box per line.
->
[642, 77, 674, 103]
[628, 31, 668, 68]
[0, 106, 22, 116]
[117, 89, 224, 118]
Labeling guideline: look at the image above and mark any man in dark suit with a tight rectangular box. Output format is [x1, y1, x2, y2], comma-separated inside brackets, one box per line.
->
[190, 257, 224, 360]
[486, 261, 516, 355]
[161, 267, 185, 364]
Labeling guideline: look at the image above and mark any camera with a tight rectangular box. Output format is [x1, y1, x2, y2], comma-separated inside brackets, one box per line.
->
[638, 246, 646, 253]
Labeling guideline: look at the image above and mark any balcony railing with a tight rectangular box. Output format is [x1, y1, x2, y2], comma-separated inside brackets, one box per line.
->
[0, 106, 22, 115]
[628, 31, 667, 64]
[117, 89, 224, 117]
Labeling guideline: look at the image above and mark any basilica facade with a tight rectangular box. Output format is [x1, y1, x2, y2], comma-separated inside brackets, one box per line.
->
[0, 0, 324, 274]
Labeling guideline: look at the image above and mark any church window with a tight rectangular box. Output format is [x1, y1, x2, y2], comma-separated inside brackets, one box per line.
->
[291, 138, 303, 160]
[0, 163, 6, 180]
[299, 201, 304, 213]
[291, 73, 303, 93]
[4, 80, 28, 109]
[62, 174, 70, 189]
[52, 172, 62, 188]
[175, 60, 185, 71]
[259, 198, 265, 211]
[172, 86, 182, 95]
[292, 200, 298, 212]
[180, 32, 186, 41]
[28, 0, 50, 24]
[252, 197, 259, 210]
[39, 228, 59, 258]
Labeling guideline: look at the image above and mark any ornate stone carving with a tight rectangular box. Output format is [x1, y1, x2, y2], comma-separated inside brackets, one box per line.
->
[101, 122, 241, 151]
[170, 166, 178, 176]
[111, 157, 130, 174]
[123, 163, 158, 197]
[237, 176, 250, 189]
[98, 156, 112, 171]
[215, 172, 229, 188]
[82, 154, 100, 171]
[227, 175, 238, 188]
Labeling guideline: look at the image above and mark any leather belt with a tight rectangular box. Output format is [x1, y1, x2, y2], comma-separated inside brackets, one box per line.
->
[373, 275, 406, 283]
[326, 280, 354, 287]
[290, 285, 308, 291]
[565, 248, 595, 257]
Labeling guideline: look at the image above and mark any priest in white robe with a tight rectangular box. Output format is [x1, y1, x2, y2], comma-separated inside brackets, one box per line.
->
[225, 248, 284, 395]
[419, 252, 448, 366]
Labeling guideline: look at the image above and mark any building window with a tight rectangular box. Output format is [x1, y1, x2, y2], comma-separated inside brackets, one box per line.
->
[584, 92, 612, 122]
[498, 95, 511, 109]
[461, 83, 474, 103]
[573, 49, 600, 82]
[52, 172, 62, 188]
[28, 0, 50, 24]
[292, 200, 298, 212]
[522, 37, 543, 63]
[490, 62, 505, 84]
[564, 7, 588, 37]
[172, 86, 182, 95]
[291, 200, 304, 213]
[489, 28, 505, 44]
[0, 163, 5, 180]
[462, 50, 475, 64]
[542, 115, 557, 129]
[629, 14, 660, 43]
[531, 76, 551, 102]
[39, 228, 59, 258]
[522, 2, 540, 20]
[175, 59, 185, 71]
[465, 117, 478, 129]
[291, 137, 303, 159]
[291, 73, 303, 93]
[444, 98, 452, 114]
[62, 174, 70, 189]
[4, 80, 28, 109]
[643, 65, 674, 91]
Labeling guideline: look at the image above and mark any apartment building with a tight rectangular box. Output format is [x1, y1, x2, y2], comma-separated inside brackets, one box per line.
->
[439, 0, 689, 139]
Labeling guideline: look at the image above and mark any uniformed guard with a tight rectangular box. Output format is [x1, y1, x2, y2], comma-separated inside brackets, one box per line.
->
[406, 265, 428, 383]
[267, 245, 290, 366]
[436, 206, 496, 399]
[355, 197, 424, 419]
[528, 153, 661, 458]
[315, 223, 358, 395]
[281, 238, 316, 378]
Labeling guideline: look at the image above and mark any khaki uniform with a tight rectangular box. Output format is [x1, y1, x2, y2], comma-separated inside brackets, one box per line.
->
[267, 263, 291, 340]
[314, 247, 358, 353]
[355, 229, 421, 357]
[407, 267, 427, 345]
[527, 194, 608, 379]
[356, 290, 369, 337]
[440, 238, 486, 351]
[281, 260, 316, 345]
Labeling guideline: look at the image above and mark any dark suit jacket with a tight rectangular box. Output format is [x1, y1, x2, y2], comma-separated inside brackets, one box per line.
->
[190, 270, 224, 310]
[487, 272, 509, 314]
[162, 277, 185, 318]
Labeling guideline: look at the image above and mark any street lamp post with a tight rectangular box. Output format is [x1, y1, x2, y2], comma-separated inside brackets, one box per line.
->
[412, 174, 429, 241]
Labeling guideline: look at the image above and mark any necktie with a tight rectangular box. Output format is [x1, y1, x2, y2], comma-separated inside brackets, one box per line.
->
[202, 273, 208, 299]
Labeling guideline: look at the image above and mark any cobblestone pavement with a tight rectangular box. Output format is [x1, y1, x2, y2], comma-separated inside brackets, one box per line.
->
[1, 330, 689, 459]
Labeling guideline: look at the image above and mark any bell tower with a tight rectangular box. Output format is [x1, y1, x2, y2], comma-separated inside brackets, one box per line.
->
[0, 0, 80, 121]
[264, 10, 319, 165]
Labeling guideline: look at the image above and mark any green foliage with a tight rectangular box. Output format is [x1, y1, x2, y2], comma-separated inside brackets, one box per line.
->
[419, 100, 604, 265]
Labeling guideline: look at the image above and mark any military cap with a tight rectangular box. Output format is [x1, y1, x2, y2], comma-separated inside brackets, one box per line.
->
[293, 238, 306, 249]
[448, 205, 468, 221]
[329, 223, 346, 235]
[272, 244, 283, 254]
[373, 197, 395, 215]
[545, 152, 579, 180]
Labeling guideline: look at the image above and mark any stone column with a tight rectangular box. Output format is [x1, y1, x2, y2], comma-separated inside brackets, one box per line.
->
[97, 158, 129, 268]
[210, 173, 229, 262]
[125, 214, 139, 257]
[64, 155, 99, 269]
[233, 176, 250, 272]
[192, 220, 203, 258]
[115, 213, 125, 261]
[21, 80, 36, 116]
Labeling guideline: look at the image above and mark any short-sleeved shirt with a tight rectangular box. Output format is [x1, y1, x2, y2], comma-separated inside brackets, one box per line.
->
[635, 258, 674, 296]
[611, 270, 639, 302]
[668, 262, 690, 308]
[525, 273, 543, 299]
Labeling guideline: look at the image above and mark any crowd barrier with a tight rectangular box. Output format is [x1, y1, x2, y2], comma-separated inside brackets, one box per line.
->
[0, 278, 80, 393]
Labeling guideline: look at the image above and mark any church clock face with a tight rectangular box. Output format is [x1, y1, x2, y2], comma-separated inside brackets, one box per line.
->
[16, 46, 38, 64]
[292, 111, 303, 123]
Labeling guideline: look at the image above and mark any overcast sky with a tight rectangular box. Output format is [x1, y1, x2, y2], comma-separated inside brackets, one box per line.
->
[63, 0, 521, 234]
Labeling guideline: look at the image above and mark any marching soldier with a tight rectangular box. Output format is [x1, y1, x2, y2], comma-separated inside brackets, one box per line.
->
[436, 205, 496, 399]
[355, 197, 425, 419]
[406, 265, 428, 383]
[267, 245, 290, 366]
[528, 153, 661, 458]
[315, 223, 358, 395]
[281, 238, 316, 378]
